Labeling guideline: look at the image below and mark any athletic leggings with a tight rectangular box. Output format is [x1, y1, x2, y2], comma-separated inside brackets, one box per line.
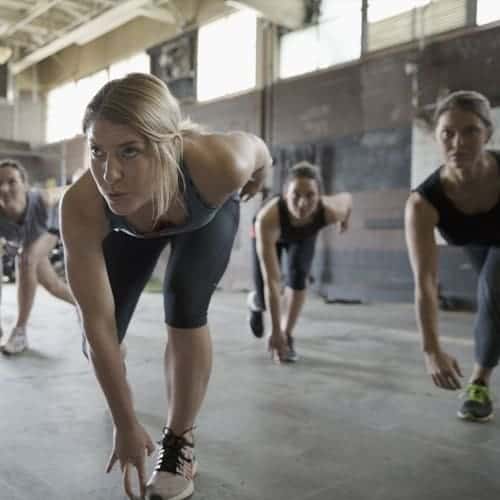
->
[465, 245, 500, 368]
[102, 197, 240, 342]
[251, 234, 317, 311]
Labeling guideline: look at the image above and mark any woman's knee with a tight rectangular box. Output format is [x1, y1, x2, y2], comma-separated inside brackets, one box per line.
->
[478, 268, 500, 304]
[286, 269, 308, 290]
[164, 286, 209, 329]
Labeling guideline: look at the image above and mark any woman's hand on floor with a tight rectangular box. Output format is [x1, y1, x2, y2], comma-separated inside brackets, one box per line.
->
[424, 349, 463, 390]
[106, 422, 156, 499]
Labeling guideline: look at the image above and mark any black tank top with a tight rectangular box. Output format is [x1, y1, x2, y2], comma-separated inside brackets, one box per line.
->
[106, 160, 238, 239]
[278, 196, 327, 243]
[414, 150, 500, 246]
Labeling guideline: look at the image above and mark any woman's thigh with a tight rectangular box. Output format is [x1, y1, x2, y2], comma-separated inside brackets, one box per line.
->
[163, 198, 240, 328]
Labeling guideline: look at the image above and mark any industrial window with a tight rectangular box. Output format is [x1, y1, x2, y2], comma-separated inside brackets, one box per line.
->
[108, 52, 150, 80]
[367, 0, 466, 52]
[368, 0, 430, 22]
[280, 0, 362, 79]
[45, 53, 150, 143]
[197, 10, 257, 102]
[476, 0, 500, 25]
[46, 82, 80, 143]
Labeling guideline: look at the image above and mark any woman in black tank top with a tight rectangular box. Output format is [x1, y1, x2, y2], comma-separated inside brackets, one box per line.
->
[0, 159, 74, 356]
[406, 90, 500, 422]
[248, 161, 352, 363]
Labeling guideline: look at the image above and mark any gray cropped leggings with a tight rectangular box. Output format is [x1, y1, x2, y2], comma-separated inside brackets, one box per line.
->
[465, 245, 500, 368]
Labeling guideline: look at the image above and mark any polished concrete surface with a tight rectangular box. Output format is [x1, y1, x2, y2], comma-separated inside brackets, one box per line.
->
[0, 283, 499, 500]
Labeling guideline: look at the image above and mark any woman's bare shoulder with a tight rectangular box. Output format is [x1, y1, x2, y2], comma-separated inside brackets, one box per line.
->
[182, 132, 249, 204]
[61, 171, 107, 235]
[255, 197, 281, 239]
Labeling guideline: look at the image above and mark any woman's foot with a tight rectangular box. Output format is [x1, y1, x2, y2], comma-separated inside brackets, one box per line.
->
[146, 427, 197, 500]
[2, 326, 28, 355]
[247, 291, 264, 338]
[284, 335, 299, 363]
[457, 380, 493, 422]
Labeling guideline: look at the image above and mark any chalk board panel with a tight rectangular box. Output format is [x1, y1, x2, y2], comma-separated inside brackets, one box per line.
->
[271, 126, 411, 194]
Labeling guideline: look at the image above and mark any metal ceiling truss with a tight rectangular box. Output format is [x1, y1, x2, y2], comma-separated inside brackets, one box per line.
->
[0, 0, 178, 72]
[0, 0, 307, 73]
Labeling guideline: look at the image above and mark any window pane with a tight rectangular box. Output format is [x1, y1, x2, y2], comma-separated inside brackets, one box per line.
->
[46, 82, 79, 143]
[319, 14, 361, 68]
[74, 70, 109, 134]
[197, 11, 257, 102]
[280, 26, 319, 79]
[477, 0, 500, 25]
[109, 52, 150, 80]
[321, 0, 362, 22]
[368, 0, 430, 23]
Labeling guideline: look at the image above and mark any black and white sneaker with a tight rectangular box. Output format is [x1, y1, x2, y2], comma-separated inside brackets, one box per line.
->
[146, 427, 197, 500]
[247, 291, 264, 338]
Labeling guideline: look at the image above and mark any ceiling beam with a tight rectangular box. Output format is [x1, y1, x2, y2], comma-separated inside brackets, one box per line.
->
[0, 0, 33, 8]
[137, 5, 176, 24]
[11, 0, 152, 74]
[0, 0, 64, 37]
[224, 0, 305, 29]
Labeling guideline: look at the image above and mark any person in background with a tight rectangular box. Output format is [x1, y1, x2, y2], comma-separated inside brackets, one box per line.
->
[248, 161, 352, 362]
[406, 90, 500, 422]
[0, 159, 74, 354]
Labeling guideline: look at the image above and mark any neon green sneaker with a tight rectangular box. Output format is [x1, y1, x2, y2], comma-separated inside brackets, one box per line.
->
[457, 383, 493, 422]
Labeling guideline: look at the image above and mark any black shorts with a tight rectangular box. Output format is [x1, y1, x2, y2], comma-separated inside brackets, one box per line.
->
[251, 234, 317, 310]
[102, 196, 240, 342]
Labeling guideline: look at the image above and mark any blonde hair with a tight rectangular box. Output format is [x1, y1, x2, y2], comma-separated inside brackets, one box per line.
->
[83, 72, 201, 222]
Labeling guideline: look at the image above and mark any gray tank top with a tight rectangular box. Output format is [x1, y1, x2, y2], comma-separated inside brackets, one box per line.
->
[106, 161, 238, 238]
[0, 189, 48, 246]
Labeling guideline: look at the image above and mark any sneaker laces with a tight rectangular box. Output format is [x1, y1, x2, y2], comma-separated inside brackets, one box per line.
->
[155, 427, 195, 477]
[460, 383, 491, 404]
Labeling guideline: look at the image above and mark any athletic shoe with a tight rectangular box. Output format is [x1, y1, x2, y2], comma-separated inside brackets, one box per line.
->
[284, 336, 299, 363]
[247, 291, 264, 338]
[146, 427, 197, 500]
[1, 326, 28, 355]
[457, 382, 493, 422]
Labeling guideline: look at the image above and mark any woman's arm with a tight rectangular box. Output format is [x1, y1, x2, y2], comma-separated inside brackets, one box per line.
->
[404, 192, 462, 389]
[184, 132, 272, 205]
[60, 175, 137, 428]
[322, 193, 353, 233]
[405, 193, 440, 352]
[255, 202, 288, 359]
[61, 174, 155, 498]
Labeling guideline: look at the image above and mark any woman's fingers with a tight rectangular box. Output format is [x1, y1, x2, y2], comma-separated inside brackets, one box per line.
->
[452, 358, 464, 378]
[122, 463, 135, 499]
[432, 370, 461, 390]
[136, 459, 148, 499]
[146, 436, 156, 456]
[105, 452, 118, 473]
[447, 370, 462, 390]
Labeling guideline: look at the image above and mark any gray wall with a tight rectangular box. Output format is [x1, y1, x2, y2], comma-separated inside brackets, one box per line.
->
[181, 23, 500, 303]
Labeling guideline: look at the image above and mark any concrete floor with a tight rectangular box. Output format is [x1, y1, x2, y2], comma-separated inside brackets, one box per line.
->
[0, 283, 499, 500]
